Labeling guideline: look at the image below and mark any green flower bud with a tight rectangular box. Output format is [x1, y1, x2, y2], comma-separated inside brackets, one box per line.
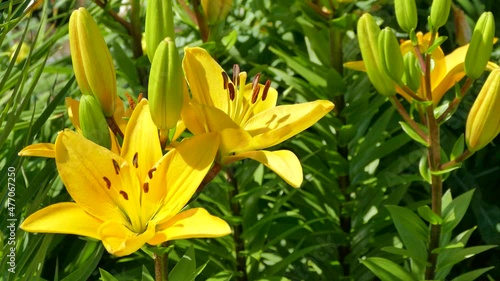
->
[145, 0, 175, 62]
[79, 95, 112, 149]
[466, 68, 500, 152]
[148, 38, 184, 131]
[201, 0, 233, 25]
[394, 0, 418, 33]
[464, 12, 495, 80]
[402, 52, 422, 92]
[378, 27, 405, 84]
[430, 0, 452, 31]
[357, 14, 395, 96]
[69, 8, 116, 117]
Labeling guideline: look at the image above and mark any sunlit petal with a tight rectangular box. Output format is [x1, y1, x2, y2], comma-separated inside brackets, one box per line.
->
[99, 220, 156, 257]
[20, 202, 102, 239]
[18, 143, 55, 158]
[149, 208, 231, 245]
[223, 149, 303, 188]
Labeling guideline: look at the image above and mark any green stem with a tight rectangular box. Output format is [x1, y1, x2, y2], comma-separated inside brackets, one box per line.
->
[391, 96, 429, 144]
[154, 242, 169, 281]
[191, 0, 209, 42]
[437, 77, 474, 124]
[226, 167, 248, 281]
[440, 149, 472, 170]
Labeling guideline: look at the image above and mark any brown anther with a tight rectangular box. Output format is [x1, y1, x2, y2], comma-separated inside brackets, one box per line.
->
[233, 64, 240, 87]
[228, 83, 236, 101]
[103, 177, 111, 189]
[119, 190, 129, 200]
[222, 72, 229, 90]
[262, 80, 271, 101]
[143, 182, 149, 193]
[252, 73, 261, 92]
[112, 159, 120, 175]
[251, 84, 261, 104]
[126, 92, 136, 110]
[133, 152, 139, 168]
[148, 167, 157, 179]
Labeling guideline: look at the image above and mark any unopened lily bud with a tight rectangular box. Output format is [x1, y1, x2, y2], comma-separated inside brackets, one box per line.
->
[145, 0, 175, 62]
[403, 52, 422, 92]
[464, 12, 495, 80]
[69, 8, 116, 117]
[394, 0, 417, 33]
[453, 6, 472, 46]
[466, 68, 500, 152]
[201, 0, 233, 25]
[378, 27, 405, 84]
[357, 14, 395, 96]
[430, 0, 452, 31]
[148, 38, 184, 131]
[79, 95, 112, 149]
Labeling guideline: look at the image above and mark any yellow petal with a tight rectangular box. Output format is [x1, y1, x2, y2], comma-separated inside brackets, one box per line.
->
[113, 97, 129, 134]
[55, 129, 138, 223]
[344, 61, 367, 72]
[223, 150, 303, 187]
[244, 100, 334, 149]
[21, 202, 102, 239]
[151, 133, 219, 224]
[149, 208, 231, 245]
[18, 143, 55, 158]
[241, 82, 278, 116]
[183, 47, 229, 112]
[432, 45, 468, 103]
[65, 97, 81, 132]
[219, 127, 253, 156]
[99, 220, 156, 257]
[121, 99, 162, 185]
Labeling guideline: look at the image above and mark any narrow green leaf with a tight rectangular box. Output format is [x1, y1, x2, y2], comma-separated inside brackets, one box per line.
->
[399, 121, 429, 147]
[99, 268, 119, 281]
[417, 205, 443, 225]
[60, 245, 104, 281]
[141, 265, 155, 281]
[361, 257, 418, 281]
[451, 266, 495, 281]
[419, 153, 432, 184]
[442, 189, 475, 234]
[426, 36, 448, 54]
[169, 244, 196, 281]
[437, 245, 497, 270]
[451, 134, 465, 161]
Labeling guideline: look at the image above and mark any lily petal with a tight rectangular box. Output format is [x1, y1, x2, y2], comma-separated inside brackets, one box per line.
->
[223, 150, 303, 188]
[18, 143, 55, 158]
[149, 208, 231, 245]
[244, 100, 333, 149]
[183, 47, 228, 111]
[21, 202, 102, 239]
[242, 83, 278, 116]
[152, 133, 220, 224]
[55, 129, 138, 223]
[99, 220, 156, 257]
[66, 97, 81, 133]
[121, 100, 162, 185]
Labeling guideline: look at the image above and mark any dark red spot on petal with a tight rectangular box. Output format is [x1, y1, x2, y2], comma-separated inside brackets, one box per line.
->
[133, 152, 139, 168]
[119, 190, 129, 200]
[112, 159, 120, 175]
[148, 167, 157, 179]
[143, 182, 149, 193]
[103, 177, 111, 189]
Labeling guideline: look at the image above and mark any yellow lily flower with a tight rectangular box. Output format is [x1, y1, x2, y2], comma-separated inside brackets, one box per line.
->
[182, 47, 334, 187]
[21, 100, 230, 257]
[345, 32, 498, 104]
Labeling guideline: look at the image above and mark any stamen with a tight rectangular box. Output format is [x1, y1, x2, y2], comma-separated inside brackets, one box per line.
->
[252, 84, 261, 104]
[148, 167, 157, 179]
[262, 80, 271, 101]
[133, 152, 139, 168]
[143, 182, 149, 193]
[252, 73, 261, 92]
[119, 190, 129, 200]
[112, 159, 120, 175]
[228, 83, 236, 101]
[222, 72, 229, 90]
[103, 177, 111, 189]
[233, 64, 240, 87]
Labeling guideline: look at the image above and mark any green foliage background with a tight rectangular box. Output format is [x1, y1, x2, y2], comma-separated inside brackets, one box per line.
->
[1, 0, 499, 280]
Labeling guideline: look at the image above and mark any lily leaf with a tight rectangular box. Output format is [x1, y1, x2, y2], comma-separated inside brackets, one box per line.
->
[417, 205, 443, 225]
[450, 266, 495, 281]
[361, 257, 418, 281]
[399, 121, 429, 147]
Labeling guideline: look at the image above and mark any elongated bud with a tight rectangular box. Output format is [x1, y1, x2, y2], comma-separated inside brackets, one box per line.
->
[357, 14, 395, 96]
[79, 95, 112, 149]
[453, 6, 472, 46]
[145, 0, 175, 62]
[378, 28, 405, 84]
[201, 0, 233, 25]
[69, 8, 116, 117]
[403, 52, 422, 92]
[430, 0, 452, 31]
[148, 38, 184, 131]
[464, 12, 495, 79]
[394, 0, 417, 33]
[466, 68, 500, 152]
